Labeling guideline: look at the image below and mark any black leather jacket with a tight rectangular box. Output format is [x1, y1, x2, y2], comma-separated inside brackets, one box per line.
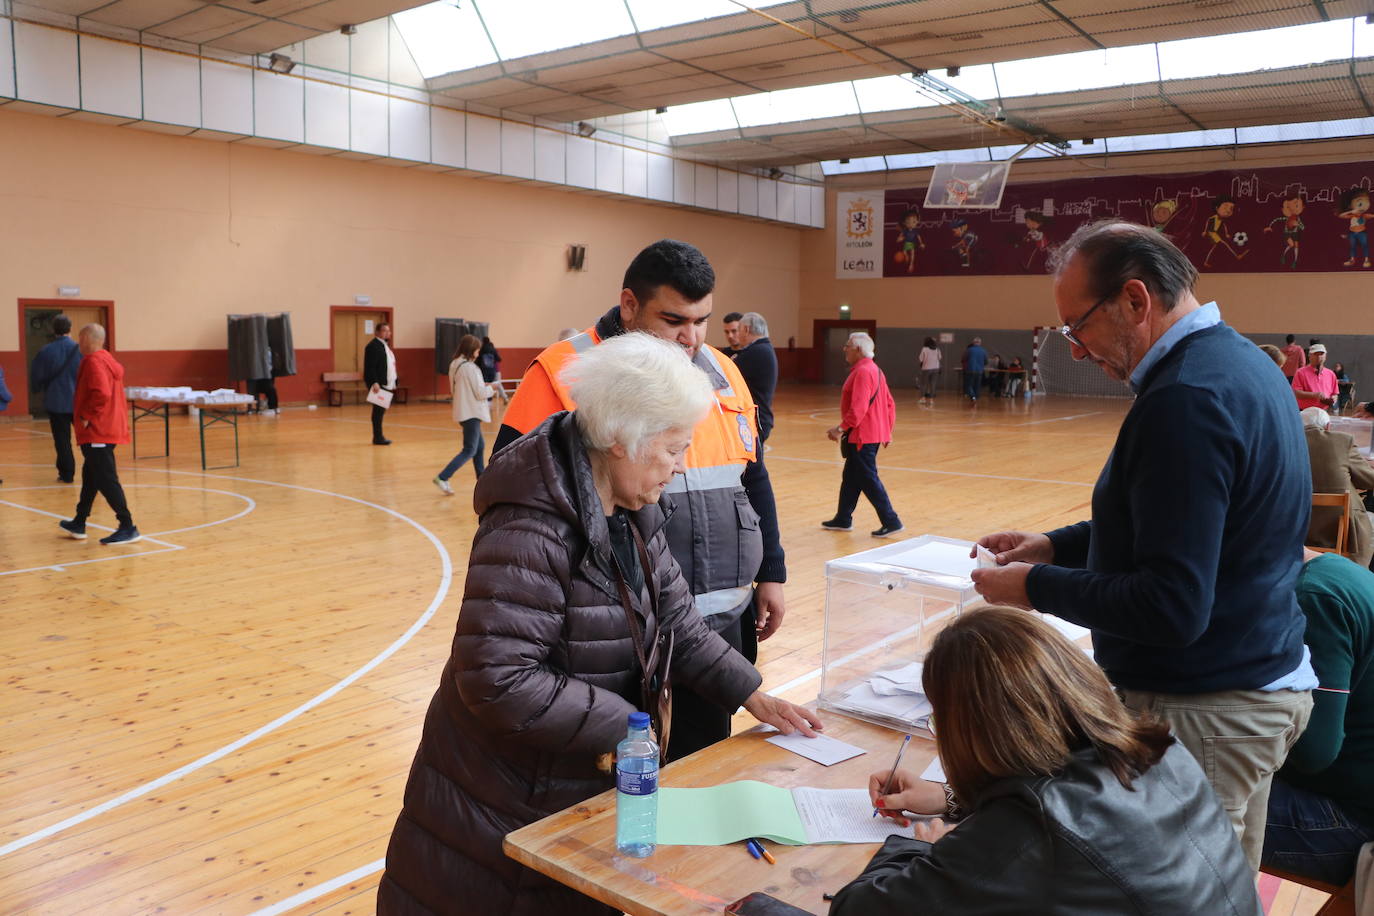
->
[832, 743, 1261, 915]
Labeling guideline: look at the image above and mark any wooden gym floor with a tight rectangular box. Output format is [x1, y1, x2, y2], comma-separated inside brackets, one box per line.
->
[0, 384, 1329, 914]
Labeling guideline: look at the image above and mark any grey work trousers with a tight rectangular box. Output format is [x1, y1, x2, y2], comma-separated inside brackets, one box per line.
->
[1121, 686, 1313, 872]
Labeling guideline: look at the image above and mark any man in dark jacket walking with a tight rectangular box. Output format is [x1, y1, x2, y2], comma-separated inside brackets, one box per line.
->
[29, 314, 82, 483]
[364, 322, 396, 445]
[730, 312, 778, 443]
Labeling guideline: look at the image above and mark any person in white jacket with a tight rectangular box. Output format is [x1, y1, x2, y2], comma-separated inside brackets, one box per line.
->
[434, 334, 494, 495]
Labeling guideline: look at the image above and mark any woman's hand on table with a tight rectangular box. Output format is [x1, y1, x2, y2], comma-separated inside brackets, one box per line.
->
[913, 819, 957, 843]
[867, 768, 946, 826]
[743, 692, 823, 737]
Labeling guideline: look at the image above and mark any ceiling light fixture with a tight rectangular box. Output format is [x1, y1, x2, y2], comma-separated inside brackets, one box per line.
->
[266, 52, 295, 74]
[576, 121, 596, 138]
[768, 167, 784, 180]
[340, 24, 357, 35]
[946, 66, 960, 77]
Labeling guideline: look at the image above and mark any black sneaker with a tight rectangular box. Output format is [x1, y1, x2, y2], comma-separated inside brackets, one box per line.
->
[100, 526, 142, 545]
[820, 518, 853, 531]
[373, 438, 392, 446]
[59, 518, 87, 539]
[871, 523, 905, 538]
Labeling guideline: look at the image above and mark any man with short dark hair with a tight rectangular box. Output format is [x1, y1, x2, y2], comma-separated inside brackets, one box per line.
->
[721, 311, 744, 356]
[61, 324, 140, 545]
[731, 312, 777, 443]
[29, 314, 81, 483]
[493, 239, 788, 761]
[971, 220, 1314, 870]
[364, 323, 396, 445]
[1280, 333, 1306, 381]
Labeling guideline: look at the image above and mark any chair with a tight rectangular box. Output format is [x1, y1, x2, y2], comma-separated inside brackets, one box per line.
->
[1261, 866, 1357, 915]
[1309, 492, 1353, 557]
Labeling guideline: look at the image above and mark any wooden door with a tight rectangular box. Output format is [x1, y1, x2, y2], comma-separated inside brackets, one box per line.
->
[24, 304, 109, 418]
[332, 311, 359, 373]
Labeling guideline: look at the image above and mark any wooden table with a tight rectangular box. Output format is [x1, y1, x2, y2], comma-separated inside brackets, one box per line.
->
[504, 714, 932, 916]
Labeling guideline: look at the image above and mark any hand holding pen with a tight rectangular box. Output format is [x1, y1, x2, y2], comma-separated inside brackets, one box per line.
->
[868, 743, 949, 825]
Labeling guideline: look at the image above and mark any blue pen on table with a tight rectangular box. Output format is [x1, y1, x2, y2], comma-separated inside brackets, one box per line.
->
[751, 837, 776, 865]
[872, 734, 912, 818]
[745, 838, 762, 860]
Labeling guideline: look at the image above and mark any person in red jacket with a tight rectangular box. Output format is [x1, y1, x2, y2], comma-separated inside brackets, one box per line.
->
[60, 324, 140, 545]
[822, 331, 903, 537]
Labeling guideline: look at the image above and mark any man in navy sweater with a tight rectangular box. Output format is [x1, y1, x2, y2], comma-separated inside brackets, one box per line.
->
[971, 221, 1314, 871]
[730, 312, 777, 443]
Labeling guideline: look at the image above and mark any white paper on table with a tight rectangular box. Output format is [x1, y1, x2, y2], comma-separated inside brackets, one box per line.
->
[765, 731, 866, 766]
[792, 787, 917, 843]
[366, 387, 394, 409]
[920, 756, 946, 783]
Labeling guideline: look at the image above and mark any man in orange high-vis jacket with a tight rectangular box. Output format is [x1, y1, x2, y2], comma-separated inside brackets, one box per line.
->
[493, 239, 788, 761]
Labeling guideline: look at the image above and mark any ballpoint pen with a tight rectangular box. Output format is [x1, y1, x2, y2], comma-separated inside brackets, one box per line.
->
[750, 838, 776, 865]
[744, 838, 762, 860]
[872, 733, 912, 818]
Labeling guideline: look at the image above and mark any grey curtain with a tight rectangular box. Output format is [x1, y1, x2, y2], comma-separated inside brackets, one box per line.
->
[434, 318, 488, 373]
[227, 312, 297, 382]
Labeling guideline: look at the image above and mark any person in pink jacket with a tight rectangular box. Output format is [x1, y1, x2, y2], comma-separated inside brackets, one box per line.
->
[59, 324, 140, 545]
[822, 332, 903, 538]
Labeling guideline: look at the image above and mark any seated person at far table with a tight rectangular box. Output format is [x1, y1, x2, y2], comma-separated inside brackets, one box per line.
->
[1301, 406, 1374, 567]
[1262, 549, 1374, 886]
[831, 607, 1260, 916]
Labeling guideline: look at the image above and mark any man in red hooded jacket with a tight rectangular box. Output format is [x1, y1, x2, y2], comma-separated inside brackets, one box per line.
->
[60, 324, 140, 545]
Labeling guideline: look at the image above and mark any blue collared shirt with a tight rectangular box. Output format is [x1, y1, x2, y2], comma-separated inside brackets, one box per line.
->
[1128, 301, 1222, 393]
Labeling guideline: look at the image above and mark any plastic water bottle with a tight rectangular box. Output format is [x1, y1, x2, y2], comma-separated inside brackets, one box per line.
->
[615, 711, 659, 857]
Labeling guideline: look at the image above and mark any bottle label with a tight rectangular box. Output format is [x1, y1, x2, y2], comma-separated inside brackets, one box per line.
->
[616, 765, 657, 796]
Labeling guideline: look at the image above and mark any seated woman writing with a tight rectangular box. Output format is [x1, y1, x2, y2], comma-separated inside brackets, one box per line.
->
[832, 607, 1260, 915]
[378, 333, 821, 916]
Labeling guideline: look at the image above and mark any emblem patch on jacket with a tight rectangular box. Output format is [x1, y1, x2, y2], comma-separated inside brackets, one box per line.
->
[737, 413, 754, 452]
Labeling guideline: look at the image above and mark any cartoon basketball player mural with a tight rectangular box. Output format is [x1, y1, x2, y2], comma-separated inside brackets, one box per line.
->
[893, 208, 926, 274]
[951, 219, 977, 268]
[1202, 196, 1249, 267]
[1020, 211, 1052, 271]
[1337, 187, 1371, 268]
[1263, 195, 1305, 268]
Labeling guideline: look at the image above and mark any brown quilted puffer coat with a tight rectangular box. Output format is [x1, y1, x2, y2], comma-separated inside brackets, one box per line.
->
[377, 411, 763, 915]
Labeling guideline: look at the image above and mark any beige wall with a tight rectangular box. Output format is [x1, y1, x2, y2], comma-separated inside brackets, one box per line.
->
[0, 110, 804, 354]
[802, 140, 1374, 337]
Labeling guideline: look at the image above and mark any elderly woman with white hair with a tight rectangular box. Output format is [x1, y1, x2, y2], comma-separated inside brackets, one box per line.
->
[378, 333, 822, 916]
[1301, 405, 1374, 566]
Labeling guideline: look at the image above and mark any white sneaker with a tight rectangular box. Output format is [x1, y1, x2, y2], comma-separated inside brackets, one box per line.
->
[433, 476, 454, 495]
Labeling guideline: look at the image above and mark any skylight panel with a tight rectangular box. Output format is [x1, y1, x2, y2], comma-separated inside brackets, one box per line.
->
[1157, 20, 1353, 81]
[852, 75, 940, 113]
[477, 0, 635, 61]
[1105, 128, 1238, 153]
[883, 149, 992, 170]
[392, 2, 498, 78]
[1355, 17, 1374, 57]
[1236, 117, 1374, 143]
[820, 156, 890, 174]
[732, 83, 860, 127]
[661, 98, 740, 135]
[994, 45, 1159, 98]
[624, 0, 791, 32]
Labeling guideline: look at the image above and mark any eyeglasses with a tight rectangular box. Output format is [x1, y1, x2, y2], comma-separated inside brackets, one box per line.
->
[1059, 287, 1119, 350]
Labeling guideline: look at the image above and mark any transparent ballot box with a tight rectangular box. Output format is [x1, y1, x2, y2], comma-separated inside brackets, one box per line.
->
[819, 535, 981, 733]
[1329, 416, 1373, 457]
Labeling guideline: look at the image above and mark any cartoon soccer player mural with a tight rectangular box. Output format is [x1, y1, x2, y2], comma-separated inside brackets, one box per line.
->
[1150, 199, 1179, 235]
[1201, 195, 1249, 267]
[893, 208, 926, 274]
[1021, 211, 1052, 271]
[1337, 187, 1371, 268]
[1263, 195, 1305, 268]
[951, 219, 978, 269]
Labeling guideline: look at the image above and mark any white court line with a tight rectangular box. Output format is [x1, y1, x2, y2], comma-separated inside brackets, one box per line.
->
[0, 484, 257, 538]
[250, 857, 386, 916]
[767, 454, 1092, 488]
[0, 469, 455, 859]
[1014, 411, 1103, 426]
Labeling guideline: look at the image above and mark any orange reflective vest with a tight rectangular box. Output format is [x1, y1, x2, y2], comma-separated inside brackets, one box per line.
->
[503, 326, 762, 617]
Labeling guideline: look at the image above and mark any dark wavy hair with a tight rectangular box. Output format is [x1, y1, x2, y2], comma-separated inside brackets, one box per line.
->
[622, 239, 715, 307]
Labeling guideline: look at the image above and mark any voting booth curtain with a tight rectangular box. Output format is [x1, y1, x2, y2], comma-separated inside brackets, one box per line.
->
[227, 313, 297, 382]
[434, 318, 489, 374]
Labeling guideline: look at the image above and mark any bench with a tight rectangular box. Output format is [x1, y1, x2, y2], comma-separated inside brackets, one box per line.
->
[322, 372, 410, 407]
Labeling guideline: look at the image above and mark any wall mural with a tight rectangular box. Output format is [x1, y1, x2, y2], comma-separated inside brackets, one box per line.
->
[839, 161, 1373, 278]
